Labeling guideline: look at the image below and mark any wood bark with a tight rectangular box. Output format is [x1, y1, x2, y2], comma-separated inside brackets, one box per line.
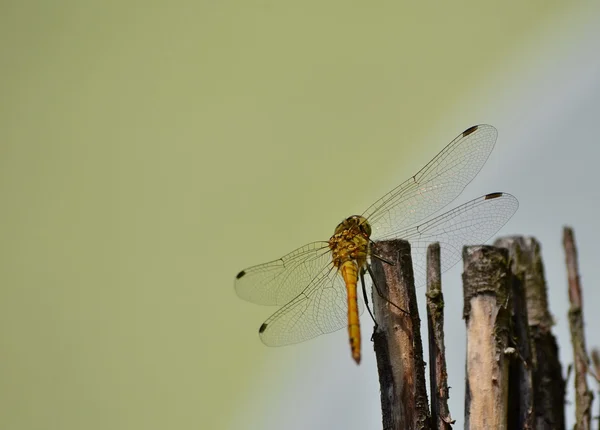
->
[563, 227, 594, 430]
[370, 239, 430, 430]
[591, 349, 600, 427]
[495, 236, 565, 430]
[462, 245, 511, 430]
[426, 242, 454, 430]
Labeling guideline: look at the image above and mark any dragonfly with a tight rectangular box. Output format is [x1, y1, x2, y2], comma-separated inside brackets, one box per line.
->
[235, 124, 518, 364]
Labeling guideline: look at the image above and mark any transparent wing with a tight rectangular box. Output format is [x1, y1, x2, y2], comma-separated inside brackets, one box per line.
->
[362, 124, 497, 239]
[258, 264, 364, 346]
[373, 192, 518, 287]
[235, 242, 331, 306]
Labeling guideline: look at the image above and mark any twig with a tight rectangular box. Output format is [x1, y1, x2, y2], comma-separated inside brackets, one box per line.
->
[462, 245, 511, 429]
[370, 239, 430, 430]
[591, 349, 600, 424]
[592, 350, 600, 383]
[586, 350, 600, 384]
[495, 236, 565, 429]
[563, 227, 594, 430]
[426, 243, 454, 429]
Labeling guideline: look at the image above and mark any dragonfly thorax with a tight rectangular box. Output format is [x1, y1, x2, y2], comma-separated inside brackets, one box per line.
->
[328, 215, 372, 269]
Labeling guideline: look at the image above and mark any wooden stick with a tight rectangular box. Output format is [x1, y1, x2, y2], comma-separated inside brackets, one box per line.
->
[370, 239, 430, 430]
[462, 245, 511, 429]
[426, 243, 454, 429]
[495, 238, 535, 429]
[591, 349, 600, 426]
[563, 227, 594, 430]
[495, 236, 565, 429]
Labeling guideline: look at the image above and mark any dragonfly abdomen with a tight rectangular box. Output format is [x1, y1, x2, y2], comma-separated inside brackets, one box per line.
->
[340, 260, 361, 364]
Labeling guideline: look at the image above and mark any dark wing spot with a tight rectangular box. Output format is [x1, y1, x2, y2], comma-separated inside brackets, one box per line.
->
[485, 192, 503, 200]
[259, 323, 268, 333]
[236, 270, 246, 279]
[462, 125, 479, 137]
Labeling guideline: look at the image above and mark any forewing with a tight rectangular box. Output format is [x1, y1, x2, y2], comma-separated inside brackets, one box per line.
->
[364, 124, 498, 239]
[235, 242, 331, 306]
[376, 193, 518, 287]
[258, 265, 365, 346]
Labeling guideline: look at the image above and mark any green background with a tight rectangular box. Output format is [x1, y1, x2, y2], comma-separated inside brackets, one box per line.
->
[2, 2, 596, 429]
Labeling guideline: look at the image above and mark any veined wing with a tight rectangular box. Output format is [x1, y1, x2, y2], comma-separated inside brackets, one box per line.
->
[362, 124, 497, 239]
[235, 241, 331, 306]
[258, 264, 364, 346]
[372, 192, 518, 287]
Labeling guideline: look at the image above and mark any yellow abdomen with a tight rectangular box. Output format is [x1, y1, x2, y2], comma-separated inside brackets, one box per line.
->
[340, 260, 361, 364]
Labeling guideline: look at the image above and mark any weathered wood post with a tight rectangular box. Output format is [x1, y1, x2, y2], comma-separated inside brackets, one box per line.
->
[370, 239, 430, 430]
[462, 245, 512, 429]
[495, 236, 565, 429]
[563, 227, 594, 430]
[426, 243, 454, 430]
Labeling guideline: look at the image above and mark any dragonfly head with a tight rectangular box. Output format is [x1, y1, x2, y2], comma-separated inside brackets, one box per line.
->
[334, 215, 372, 238]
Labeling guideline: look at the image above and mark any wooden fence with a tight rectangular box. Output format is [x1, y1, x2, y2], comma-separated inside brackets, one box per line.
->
[369, 227, 597, 430]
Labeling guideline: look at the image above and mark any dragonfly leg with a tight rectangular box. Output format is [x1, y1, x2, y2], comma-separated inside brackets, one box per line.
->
[370, 247, 395, 266]
[360, 269, 377, 326]
[360, 269, 379, 341]
[367, 264, 410, 316]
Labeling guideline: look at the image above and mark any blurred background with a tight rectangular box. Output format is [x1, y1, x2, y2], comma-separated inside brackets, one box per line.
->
[2, 2, 600, 429]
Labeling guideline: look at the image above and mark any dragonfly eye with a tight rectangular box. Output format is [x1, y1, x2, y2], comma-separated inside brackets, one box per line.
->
[352, 216, 371, 237]
[360, 222, 372, 237]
